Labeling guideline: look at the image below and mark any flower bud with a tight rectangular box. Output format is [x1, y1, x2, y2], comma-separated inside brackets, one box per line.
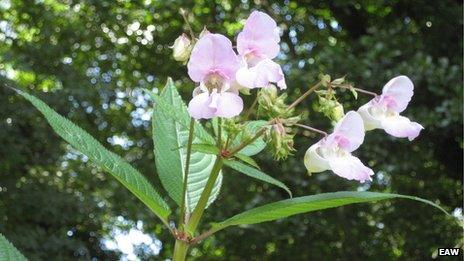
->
[257, 85, 293, 119]
[331, 75, 345, 85]
[223, 118, 242, 138]
[265, 119, 296, 160]
[319, 73, 331, 87]
[332, 102, 345, 122]
[171, 33, 192, 62]
[315, 96, 345, 121]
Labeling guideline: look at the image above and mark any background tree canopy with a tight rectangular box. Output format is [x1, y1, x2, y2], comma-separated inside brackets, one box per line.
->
[0, 0, 462, 260]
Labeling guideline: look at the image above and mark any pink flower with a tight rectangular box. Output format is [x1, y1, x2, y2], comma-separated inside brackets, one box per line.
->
[304, 111, 374, 183]
[357, 76, 424, 141]
[235, 11, 286, 89]
[236, 59, 286, 89]
[187, 33, 243, 119]
[237, 11, 280, 60]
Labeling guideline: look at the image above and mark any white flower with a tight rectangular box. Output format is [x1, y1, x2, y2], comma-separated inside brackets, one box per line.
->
[304, 111, 374, 183]
[358, 76, 423, 141]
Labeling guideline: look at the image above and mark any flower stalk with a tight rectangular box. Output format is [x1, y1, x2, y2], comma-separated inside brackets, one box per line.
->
[287, 80, 323, 112]
[227, 127, 267, 157]
[242, 93, 259, 120]
[294, 123, 328, 137]
[217, 117, 223, 148]
[180, 8, 196, 40]
[333, 84, 378, 97]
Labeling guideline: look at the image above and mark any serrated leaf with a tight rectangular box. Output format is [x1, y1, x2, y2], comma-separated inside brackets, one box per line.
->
[0, 233, 27, 261]
[15, 89, 171, 223]
[223, 159, 291, 197]
[234, 153, 261, 169]
[152, 78, 222, 213]
[145, 88, 214, 145]
[212, 191, 449, 231]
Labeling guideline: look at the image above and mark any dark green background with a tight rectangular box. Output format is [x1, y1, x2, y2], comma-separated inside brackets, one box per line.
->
[0, 0, 462, 260]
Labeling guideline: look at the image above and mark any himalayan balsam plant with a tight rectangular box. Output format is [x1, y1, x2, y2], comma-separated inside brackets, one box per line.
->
[4, 10, 450, 260]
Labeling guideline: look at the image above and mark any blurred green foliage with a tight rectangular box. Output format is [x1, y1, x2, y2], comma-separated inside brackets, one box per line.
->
[0, 0, 462, 260]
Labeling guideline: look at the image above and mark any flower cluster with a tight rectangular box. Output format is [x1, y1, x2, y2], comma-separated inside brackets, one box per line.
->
[305, 76, 423, 182]
[172, 10, 423, 183]
[184, 11, 286, 119]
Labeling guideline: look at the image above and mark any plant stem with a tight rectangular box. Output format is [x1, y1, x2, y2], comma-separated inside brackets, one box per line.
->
[228, 81, 323, 157]
[294, 123, 328, 137]
[228, 127, 267, 157]
[217, 117, 222, 149]
[179, 118, 195, 227]
[287, 80, 323, 112]
[224, 134, 231, 150]
[180, 8, 196, 40]
[243, 93, 259, 120]
[190, 228, 219, 245]
[186, 156, 224, 233]
[172, 239, 189, 261]
[334, 84, 378, 97]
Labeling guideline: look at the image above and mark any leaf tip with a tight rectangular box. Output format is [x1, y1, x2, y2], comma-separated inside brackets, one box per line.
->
[166, 77, 174, 86]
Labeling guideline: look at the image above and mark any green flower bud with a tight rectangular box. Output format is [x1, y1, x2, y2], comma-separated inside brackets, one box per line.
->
[319, 73, 331, 87]
[331, 75, 346, 85]
[257, 86, 294, 119]
[223, 118, 242, 138]
[265, 121, 296, 160]
[315, 96, 345, 121]
[331, 102, 345, 121]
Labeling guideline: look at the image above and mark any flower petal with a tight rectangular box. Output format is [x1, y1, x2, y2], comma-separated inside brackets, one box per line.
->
[329, 111, 365, 152]
[236, 59, 286, 89]
[187, 33, 240, 82]
[328, 154, 374, 183]
[381, 75, 414, 113]
[304, 143, 330, 173]
[187, 92, 216, 119]
[381, 115, 424, 141]
[214, 92, 244, 118]
[357, 103, 382, 131]
[237, 11, 280, 59]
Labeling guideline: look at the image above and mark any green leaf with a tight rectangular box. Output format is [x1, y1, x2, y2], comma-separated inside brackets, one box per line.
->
[223, 159, 292, 197]
[212, 191, 449, 231]
[15, 89, 171, 223]
[234, 153, 261, 169]
[146, 86, 214, 145]
[234, 120, 267, 156]
[191, 144, 220, 155]
[0, 233, 27, 261]
[190, 143, 261, 170]
[152, 78, 222, 213]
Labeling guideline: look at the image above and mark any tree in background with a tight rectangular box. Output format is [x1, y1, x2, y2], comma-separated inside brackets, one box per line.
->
[0, 0, 461, 259]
